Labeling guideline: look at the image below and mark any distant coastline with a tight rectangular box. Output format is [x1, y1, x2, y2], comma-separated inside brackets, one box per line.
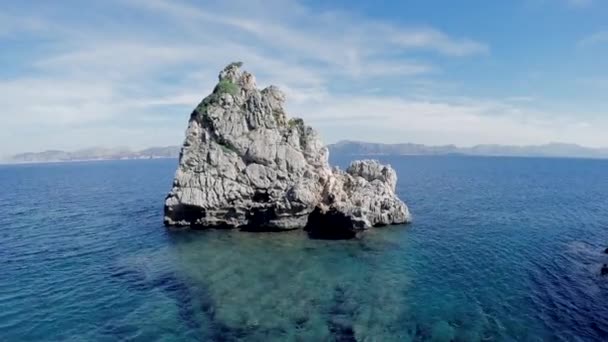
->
[3, 146, 180, 164]
[328, 140, 608, 160]
[6, 140, 608, 164]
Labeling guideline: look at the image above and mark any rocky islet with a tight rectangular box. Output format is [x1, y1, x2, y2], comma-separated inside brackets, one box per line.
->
[164, 62, 410, 238]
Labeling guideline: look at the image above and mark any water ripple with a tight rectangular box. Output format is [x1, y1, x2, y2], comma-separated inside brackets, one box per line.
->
[1, 157, 608, 341]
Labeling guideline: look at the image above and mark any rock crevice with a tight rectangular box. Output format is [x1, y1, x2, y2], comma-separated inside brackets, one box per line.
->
[164, 63, 411, 237]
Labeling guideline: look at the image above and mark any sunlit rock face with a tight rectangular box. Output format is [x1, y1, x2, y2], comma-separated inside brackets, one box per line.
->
[164, 62, 410, 237]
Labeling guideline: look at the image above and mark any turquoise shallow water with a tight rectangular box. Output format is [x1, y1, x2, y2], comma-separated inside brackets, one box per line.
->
[1, 156, 608, 341]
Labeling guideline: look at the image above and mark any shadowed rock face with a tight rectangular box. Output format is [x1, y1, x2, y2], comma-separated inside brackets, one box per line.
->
[164, 62, 411, 237]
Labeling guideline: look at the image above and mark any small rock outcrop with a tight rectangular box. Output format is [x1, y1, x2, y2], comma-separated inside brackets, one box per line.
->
[164, 62, 411, 238]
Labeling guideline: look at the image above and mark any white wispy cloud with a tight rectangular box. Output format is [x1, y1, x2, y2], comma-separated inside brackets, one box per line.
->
[0, 13, 48, 37]
[566, 0, 593, 8]
[579, 30, 608, 47]
[0, 0, 605, 156]
[525, 0, 594, 9]
[288, 95, 608, 147]
[387, 29, 489, 56]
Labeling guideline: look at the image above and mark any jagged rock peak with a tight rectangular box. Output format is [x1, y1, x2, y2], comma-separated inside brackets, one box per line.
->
[218, 61, 257, 91]
[164, 62, 411, 238]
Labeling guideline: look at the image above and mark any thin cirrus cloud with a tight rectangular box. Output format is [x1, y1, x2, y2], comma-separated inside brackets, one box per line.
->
[566, 0, 593, 7]
[579, 30, 608, 46]
[125, 0, 489, 59]
[0, 0, 605, 157]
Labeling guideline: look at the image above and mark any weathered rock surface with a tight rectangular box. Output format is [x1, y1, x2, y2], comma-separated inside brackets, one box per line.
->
[164, 62, 411, 237]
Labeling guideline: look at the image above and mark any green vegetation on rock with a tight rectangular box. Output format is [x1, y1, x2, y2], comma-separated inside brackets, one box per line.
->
[272, 109, 284, 125]
[195, 97, 213, 113]
[227, 61, 243, 69]
[288, 118, 304, 129]
[288, 118, 308, 148]
[217, 139, 238, 155]
[215, 79, 240, 96]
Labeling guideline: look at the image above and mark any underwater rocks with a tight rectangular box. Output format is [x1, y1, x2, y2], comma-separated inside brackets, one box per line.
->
[164, 62, 411, 237]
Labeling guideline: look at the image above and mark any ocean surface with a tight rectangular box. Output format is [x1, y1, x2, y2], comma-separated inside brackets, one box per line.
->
[1, 156, 608, 341]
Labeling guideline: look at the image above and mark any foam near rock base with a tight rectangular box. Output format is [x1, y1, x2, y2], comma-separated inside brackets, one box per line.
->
[164, 62, 411, 237]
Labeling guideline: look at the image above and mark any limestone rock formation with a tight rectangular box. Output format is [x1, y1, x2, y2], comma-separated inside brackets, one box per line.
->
[164, 62, 411, 237]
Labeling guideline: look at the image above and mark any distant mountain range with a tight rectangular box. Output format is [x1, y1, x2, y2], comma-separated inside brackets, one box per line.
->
[6, 146, 181, 163]
[6, 140, 608, 164]
[328, 141, 608, 159]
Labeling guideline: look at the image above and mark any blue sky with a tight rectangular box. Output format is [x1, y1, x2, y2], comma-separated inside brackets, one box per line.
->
[1, 0, 607, 155]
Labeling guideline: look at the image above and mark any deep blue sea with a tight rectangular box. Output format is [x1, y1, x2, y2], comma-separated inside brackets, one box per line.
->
[1, 156, 608, 341]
